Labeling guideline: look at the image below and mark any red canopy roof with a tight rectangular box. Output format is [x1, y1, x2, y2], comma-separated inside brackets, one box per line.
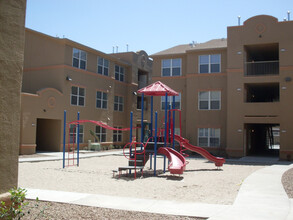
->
[137, 81, 179, 96]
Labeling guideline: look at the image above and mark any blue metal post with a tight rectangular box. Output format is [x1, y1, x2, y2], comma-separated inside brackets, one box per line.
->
[63, 110, 66, 168]
[130, 111, 133, 156]
[150, 96, 153, 137]
[164, 93, 168, 173]
[77, 111, 80, 166]
[129, 111, 133, 175]
[154, 111, 158, 176]
[172, 96, 175, 149]
[141, 93, 144, 150]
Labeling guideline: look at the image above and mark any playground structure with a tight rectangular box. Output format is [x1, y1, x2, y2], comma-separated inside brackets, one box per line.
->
[62, 81, 225, 178]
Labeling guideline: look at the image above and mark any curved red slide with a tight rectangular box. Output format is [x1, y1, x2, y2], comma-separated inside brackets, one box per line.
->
[174, 135, 225, 167]
[157, 147, 186, 174]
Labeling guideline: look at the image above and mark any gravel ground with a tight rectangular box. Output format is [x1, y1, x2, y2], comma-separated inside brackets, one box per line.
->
[21, 200, 205, 220]
[282, 168, 293, 198]
[18, 155, 266, 219]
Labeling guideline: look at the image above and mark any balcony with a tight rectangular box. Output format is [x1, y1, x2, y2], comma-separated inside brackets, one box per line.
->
[245, 60, 279, 76]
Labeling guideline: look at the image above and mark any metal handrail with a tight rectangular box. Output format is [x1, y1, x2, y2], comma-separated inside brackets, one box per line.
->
[245, 60, 279, 76]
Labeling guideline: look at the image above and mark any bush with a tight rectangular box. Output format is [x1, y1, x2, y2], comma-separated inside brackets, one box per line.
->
[0, 188, 45, 220]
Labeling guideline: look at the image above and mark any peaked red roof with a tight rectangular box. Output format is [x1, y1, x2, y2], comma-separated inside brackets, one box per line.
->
[137, 81, 179, 96]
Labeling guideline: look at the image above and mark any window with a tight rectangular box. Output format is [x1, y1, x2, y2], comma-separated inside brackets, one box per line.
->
[198, 128, 220, 147]
[73, 48, 87, 70]
[199, 54, 220, 73]
[97, 57, 109, 76]
[69, 124, 84, 143]
[113, 127, 122, 142]
[137, 96, 147, 110]
[161, 93, 181, 110]
[198, 91, 221, 110]
[114, 95, 124, 111]
[95, 126, 106, 142]
[96, 91, 107, 109]
[115, 65, 124, 82]
[71, 86, 85, 106]
[162, 58, 181, 76]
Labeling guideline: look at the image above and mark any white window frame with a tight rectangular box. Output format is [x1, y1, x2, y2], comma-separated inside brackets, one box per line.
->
[69, 124, 84, 143]
[161, 58, 182, 76]
[73, 48, 87, 70]
[199, 54, 221, 73]
[161, 93, 181, 110]
[198, 128, 220, 147]
[96, 91, 108, 109]
[114, 95, 124, 112]
[115, 65, 124, 82]
[95, 125, 106, 142]
[71, 86, 85, 107]
[97, 57, 109, 76]
[113, 127, 122, 142]
[198, 91, 221, 110]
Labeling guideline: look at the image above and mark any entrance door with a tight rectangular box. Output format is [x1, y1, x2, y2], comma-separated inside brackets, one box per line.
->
[245, 123, 279, 156]
[36, 119, 61, 152]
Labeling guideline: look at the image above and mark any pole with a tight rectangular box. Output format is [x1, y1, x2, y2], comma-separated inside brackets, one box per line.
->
[63, 110, 66, 168]
[154, 111, 158, 176]
[77, 111, 80, 166]
[141, 93, 144, 150]
[150, 96, 153, 137]
[172, 96, 175, 149]
[129, 111, 133, 175]
[164, 93, 168, 173]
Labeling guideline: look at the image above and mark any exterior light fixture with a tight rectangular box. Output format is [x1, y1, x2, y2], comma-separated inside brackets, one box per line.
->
[66, 76, 72, 81]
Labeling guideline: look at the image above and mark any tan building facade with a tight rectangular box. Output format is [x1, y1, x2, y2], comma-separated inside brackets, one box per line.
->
[0, 0, 26, 195]
[151, 15, 293, 160]
[20, 29, 152, 154]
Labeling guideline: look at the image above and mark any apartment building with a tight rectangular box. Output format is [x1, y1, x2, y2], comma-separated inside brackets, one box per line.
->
[20, 28, 152, 154]
[151, 15, 293, 160]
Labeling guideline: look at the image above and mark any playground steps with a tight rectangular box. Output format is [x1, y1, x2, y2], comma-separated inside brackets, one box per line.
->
[129, 160, 144, 166]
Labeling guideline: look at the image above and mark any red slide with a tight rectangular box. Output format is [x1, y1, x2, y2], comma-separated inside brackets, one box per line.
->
[157, 147, 186, 175]
[174, 135, 225, 167]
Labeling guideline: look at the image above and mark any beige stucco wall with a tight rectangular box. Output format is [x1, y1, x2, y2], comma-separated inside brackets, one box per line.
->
[0, 0, 26, 193]
[21, 30, 152, 154]
[227, 15, 293, 158]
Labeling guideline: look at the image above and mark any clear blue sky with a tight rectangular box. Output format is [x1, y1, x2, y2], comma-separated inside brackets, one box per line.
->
[25, 0, 292, 55]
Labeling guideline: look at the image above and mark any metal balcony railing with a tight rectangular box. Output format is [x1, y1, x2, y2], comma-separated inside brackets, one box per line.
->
[245, 60, 279, 76]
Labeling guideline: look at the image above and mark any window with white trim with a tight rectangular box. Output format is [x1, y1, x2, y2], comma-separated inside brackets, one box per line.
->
[71, 86, 85, 106]
[69, 124, 84, 143]
[162, 58, 181, 76]
[199, 54, 220, 73]
[161, 93, 181, 110]
[198, 91, 221, 110]
[115, 65, 124, 82]
[113, 127, 122, 142]
[73, 48, 87, 70]
[97, 57, 109, 76]
[95, 125, 106, 142]
[198, 128, 220, 147]
[96, 91, 107, 109]
[114, 95, 123, 111]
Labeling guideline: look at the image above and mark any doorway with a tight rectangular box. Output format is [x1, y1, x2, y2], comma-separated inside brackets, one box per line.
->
[36, 119, 61, 152]
[245, 123, 279, 156]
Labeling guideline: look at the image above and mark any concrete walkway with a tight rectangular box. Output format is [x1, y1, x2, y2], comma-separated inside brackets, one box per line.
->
[25, 188, 230, 218]
[209, 164, 293, 220]
[19, 150, 124, 163]
[20, 152, 293, 219]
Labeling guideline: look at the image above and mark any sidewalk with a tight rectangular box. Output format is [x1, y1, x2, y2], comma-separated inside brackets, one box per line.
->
[25, 188, 230, 218]
[209, 164, 293, 220]
[19, 150, 124, 163]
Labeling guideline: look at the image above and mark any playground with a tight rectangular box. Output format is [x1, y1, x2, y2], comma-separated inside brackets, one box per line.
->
[18, 154, 265, 205]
